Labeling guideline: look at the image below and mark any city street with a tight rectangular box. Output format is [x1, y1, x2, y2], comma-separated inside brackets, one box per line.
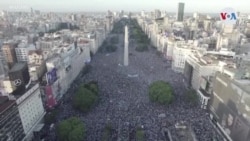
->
[53, 33, 222, 141]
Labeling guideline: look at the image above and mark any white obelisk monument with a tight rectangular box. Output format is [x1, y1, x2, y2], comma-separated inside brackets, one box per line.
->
[124, 25, 129, 66]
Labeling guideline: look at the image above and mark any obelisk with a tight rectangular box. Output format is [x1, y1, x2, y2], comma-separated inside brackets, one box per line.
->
[124, 25, 129, 66]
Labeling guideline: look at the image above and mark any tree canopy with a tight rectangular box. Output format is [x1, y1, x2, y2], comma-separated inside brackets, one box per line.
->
[130, 19, 150, 52]
[149, 81, 174, 105]
[72, 82, 99, 112]
[56, 117, 85, 141]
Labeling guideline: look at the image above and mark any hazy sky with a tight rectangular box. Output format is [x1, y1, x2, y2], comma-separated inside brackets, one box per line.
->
[0, 0, 249, 13]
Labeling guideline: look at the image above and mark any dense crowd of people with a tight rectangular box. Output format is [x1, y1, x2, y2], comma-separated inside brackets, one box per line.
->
[45, 34, 223, 141]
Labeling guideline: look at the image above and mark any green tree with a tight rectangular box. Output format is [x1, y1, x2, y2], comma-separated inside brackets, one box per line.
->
[68, 126, 85, 141]
[57, 117, 85, 141]
[72, 82, 99, 112]
[149, 81, 174, 105]
[83, 81, 98, 95]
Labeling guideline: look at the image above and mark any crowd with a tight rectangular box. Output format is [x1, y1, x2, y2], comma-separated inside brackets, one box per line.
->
[45, 34, 223, 141]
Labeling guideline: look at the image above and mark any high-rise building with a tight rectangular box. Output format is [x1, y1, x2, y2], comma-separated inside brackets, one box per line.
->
[141, 10, 145, 17]
[15, 43, 36, 62]
[14, 83, 46, 140]
[177, 2, 185, 22]
[30, 7, 34, 16]
[8, 62, 30, 91]
[2, 42, 18, 69]
[154, 9, 161, 19]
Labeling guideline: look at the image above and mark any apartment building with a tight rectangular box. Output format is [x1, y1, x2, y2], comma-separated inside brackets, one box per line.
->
[27, 50, 46, 81]
[2, 42, 18, 69]
[0, 96, 25, 141]
[172, 41, 194, 73]
[15, 43, 36, 62]
[13, 83, 45, 141]
[44, 42, 90, 108]
[184, 52, 223, 90]
[210, 72, 250, 141]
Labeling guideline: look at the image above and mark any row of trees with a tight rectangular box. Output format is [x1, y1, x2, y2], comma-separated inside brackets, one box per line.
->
[111, 18, 130, 34]
[130, 19, 150, 52]
[57, 81, 99, 141]
[72, 81, 99, 112]
[99, 40, 117, 53]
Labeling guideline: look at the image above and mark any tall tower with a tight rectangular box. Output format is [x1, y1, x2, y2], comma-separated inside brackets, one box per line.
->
[124, 25, 129, 66]
[177, 2, 185, 22]
[2, 42, 17, 69]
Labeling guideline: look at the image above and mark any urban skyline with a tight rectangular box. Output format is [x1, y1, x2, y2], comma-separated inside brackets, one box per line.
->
[0, 0, 250, 13]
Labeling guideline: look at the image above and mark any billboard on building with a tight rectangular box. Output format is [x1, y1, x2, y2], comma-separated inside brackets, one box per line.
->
[45, 85, 57, 109]
[46, 68, 57, 85]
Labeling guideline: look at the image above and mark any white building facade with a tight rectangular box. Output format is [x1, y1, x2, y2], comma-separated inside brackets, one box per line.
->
[15, 83, 46, 140]
[172, 42, 193, 73]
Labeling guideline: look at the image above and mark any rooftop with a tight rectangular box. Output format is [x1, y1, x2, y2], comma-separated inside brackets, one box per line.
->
[0, 96, 15, 114]
[28, 49, 43, 55]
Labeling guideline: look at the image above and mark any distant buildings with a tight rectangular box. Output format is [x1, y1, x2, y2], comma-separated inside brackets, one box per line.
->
[154, 9, 161, 19]
[0, 9, 113, 141]
[177, 2, 185, 22]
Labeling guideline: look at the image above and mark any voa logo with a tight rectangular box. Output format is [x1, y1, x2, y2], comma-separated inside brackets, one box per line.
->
[220, 7, 238, 25]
